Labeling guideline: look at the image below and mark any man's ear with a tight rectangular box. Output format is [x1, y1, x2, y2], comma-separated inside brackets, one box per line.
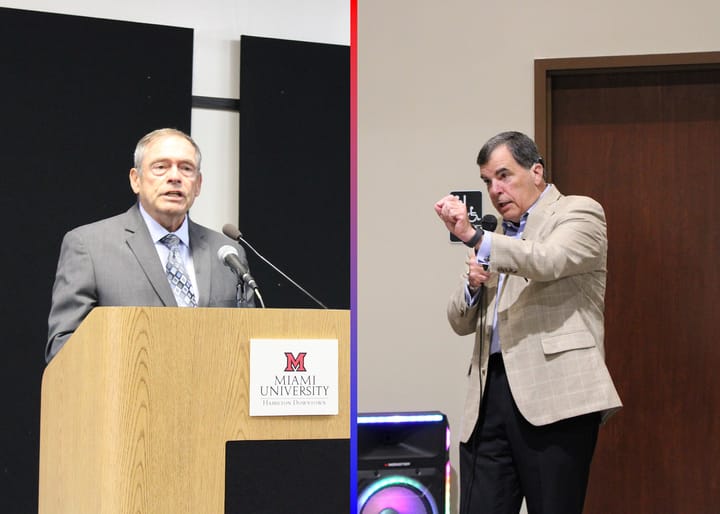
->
[129, 168, 141, 194]
[193, 173, 203, 197]
[530, 162, 545, 185]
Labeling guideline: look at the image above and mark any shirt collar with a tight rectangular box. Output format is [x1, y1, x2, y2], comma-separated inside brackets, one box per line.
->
[137, 202, 191, 247]
[502, 184, 552, 234]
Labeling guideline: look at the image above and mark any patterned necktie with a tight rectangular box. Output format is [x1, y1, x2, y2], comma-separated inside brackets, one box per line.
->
[160, 234, 197, 307]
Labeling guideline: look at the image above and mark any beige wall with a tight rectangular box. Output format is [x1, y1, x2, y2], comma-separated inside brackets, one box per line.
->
[357, 1, 720, 512]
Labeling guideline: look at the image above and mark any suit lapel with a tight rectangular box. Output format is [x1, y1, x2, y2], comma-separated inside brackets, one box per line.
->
[520, 184, 562, 241]
[123, 205, 177, 306]
[494, 185, 563, 310]
[188, 219, 211, 307]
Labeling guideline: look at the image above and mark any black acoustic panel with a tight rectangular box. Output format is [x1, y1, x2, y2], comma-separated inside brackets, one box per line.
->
[225, 438, 350, 514]
[0, 8, 192, 513]
[239, 35, 350, 310]
[357, 412, 449, 514]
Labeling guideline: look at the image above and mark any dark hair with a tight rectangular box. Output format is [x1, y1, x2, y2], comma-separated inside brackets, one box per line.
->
[476, 131, 543, 170]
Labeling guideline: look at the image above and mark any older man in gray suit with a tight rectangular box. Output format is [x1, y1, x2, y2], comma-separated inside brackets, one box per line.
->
[46, 128, 253, 362]
[435, 131, 622, 514]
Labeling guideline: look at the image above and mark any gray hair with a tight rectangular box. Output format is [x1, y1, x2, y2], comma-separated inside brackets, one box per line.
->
[133, 128, 202, 173]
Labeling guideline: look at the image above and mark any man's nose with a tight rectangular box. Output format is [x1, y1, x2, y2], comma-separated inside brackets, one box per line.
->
[166, 164, 182, 180]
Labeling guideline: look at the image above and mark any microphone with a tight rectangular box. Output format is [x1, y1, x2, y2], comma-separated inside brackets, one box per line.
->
[217, 245, 258, 290]
[479, 214, 497, 271]
[221, 224, 328, 309]
[480, 214, 498, 232]
[222, 224, 242, 241]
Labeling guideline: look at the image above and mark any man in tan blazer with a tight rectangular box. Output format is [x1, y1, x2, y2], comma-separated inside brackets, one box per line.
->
[435, 131, 621, 514]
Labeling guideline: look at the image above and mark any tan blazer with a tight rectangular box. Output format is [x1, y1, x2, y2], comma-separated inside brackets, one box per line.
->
[447, 185, 622, 443]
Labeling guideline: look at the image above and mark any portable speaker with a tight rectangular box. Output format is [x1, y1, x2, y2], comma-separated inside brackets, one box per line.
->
[357, 412, 449, 514]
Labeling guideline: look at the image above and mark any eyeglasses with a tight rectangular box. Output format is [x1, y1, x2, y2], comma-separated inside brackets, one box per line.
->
[147, 161, 199, 178]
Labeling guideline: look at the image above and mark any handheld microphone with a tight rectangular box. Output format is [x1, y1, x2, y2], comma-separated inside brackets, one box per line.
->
[217, 245, 258, 290]
[480, 214, 497, 271]
[480, 214, 498, 232]
[221, 223, 328, 309]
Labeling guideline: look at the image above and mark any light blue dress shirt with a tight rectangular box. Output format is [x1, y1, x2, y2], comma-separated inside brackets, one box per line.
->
[466, 184, 552, 354]
[137, 202, 200, 303]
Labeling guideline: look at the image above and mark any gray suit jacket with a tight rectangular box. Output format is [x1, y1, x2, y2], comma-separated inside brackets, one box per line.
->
[447, 185, 622, 443]
[46, 204, 252, 362]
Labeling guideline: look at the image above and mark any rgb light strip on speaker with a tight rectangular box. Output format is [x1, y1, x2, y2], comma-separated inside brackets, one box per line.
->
[358, 475, 439, 514]
[357, 411, 451, 514]
[357, 413, 445, 424]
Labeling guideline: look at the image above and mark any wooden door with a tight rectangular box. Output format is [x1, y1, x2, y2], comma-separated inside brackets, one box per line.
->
[535, 53, 720, 514]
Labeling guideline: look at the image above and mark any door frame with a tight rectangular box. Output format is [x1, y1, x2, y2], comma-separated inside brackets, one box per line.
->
[532, 49, 720, 514]
[534, 51, 720, 178]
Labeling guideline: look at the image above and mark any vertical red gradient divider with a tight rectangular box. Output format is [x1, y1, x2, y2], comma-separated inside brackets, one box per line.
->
[350, 0, 358, 512]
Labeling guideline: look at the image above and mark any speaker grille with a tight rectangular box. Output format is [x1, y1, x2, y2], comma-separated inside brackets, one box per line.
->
[358, 475, 438, 514]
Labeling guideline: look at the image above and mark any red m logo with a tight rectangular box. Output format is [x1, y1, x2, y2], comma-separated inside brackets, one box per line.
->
[284, 352, 307, 372]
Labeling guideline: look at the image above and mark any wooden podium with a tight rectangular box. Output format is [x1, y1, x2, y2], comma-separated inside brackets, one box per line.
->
[38, 307, 350, 514]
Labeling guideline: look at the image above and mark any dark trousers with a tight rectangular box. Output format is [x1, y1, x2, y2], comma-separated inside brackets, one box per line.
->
[459, 353, 600, 514]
